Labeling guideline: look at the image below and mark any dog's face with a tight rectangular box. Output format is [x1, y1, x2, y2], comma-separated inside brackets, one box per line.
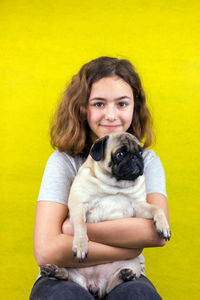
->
[90, 132, 144, 181]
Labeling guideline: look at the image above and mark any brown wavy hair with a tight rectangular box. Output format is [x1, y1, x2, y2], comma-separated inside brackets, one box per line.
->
[50, 56, 154, 157]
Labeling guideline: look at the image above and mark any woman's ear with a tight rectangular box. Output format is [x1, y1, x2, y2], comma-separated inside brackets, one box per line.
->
[90, 135, 109, 161]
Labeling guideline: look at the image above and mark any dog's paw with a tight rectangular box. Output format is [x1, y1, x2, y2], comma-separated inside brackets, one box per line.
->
[119, 268, 136, 282]
[72, 235, 88, 262]
[40, 264, 69, 280]
[157, 227, 171, 241]
[154, 214, 171, 241]
[40, 264, 59, 278]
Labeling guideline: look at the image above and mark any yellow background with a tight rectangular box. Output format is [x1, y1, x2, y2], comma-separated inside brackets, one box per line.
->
[1, 0, 200, 299]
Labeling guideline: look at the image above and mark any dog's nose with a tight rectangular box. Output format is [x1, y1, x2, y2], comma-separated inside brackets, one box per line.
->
[131, 155, 139, 165]
[131, 154, 138, 160]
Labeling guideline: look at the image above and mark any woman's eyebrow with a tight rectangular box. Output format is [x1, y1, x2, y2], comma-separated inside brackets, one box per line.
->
[89, 96, 132, 101]
[116, 96, 132, 101]
[89, 97, 106, 101]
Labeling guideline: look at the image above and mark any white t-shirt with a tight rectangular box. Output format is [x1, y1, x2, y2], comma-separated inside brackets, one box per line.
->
[38, 149, 167, 204]
[37, 149, 167, 275]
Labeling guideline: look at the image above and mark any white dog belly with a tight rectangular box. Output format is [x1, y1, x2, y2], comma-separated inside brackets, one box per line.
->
[68, 258, 140, 298]
[69, 196, 140, 297]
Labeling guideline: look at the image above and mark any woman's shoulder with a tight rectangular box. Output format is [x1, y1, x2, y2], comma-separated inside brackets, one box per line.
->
[142, 148, 165, 173]
[46, 150, 84, 173]
[142, 149, 167, 197]
[143, 149, 158, 164]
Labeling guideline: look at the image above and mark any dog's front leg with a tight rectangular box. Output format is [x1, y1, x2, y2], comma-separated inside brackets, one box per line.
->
[69, 203, 88, 262]
[135, 202, 171, 241]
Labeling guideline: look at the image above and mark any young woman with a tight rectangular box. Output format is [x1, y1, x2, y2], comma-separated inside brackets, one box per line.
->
[30, 56, 169, 299]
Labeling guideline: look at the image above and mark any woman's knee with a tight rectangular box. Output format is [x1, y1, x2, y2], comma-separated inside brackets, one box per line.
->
[105, 279, 162, 300]
[30, 277, 94, 300]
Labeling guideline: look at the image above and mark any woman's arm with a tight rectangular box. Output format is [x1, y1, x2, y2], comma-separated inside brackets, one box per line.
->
[34, 201, 142, 268]
[62, 193, 169, 249]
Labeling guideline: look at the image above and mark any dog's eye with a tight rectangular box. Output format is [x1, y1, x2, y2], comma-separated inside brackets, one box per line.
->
[116, 151, 126, 160]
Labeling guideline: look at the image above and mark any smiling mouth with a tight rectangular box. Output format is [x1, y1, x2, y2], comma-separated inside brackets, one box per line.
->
[100, 125, 121, 130]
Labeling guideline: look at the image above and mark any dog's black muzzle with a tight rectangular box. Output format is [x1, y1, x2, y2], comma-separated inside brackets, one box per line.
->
[112, 154, 144, 181]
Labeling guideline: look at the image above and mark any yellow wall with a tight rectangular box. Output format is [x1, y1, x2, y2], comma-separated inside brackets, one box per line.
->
[1, 0, 200, 299]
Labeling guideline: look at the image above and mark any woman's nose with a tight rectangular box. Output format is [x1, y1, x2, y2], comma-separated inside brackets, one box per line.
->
[105, 104, 117, 121]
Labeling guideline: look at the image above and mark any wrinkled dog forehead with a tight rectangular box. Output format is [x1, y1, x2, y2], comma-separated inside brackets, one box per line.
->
[89, 133, 142, 162]
[108, 132, 141, 154]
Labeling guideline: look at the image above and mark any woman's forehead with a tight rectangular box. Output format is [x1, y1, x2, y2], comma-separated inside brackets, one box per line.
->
[89, 76, 133, 98]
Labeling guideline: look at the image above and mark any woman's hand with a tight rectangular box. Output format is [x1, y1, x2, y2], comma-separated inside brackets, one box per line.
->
[62, 218, 74, 235]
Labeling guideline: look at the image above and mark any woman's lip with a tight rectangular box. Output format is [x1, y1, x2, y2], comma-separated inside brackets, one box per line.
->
[100, 125, 121, 130]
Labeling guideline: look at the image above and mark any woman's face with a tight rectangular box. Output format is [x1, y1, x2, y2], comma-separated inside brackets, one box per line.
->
[87, 76, 134, 141]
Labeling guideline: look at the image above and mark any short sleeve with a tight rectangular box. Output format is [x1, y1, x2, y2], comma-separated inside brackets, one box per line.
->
[37, 150, 83, 206]
[143, 150, 167, 198]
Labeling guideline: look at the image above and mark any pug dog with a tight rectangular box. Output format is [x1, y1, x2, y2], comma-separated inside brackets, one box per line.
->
[40, 132, 170, 299]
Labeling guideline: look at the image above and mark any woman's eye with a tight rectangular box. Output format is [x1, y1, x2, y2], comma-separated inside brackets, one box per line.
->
[94, 102, 104, 107]
[118, 102, 127, 107]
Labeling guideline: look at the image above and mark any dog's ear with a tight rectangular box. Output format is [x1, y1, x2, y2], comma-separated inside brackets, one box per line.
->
[90, 135, 109, 161]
